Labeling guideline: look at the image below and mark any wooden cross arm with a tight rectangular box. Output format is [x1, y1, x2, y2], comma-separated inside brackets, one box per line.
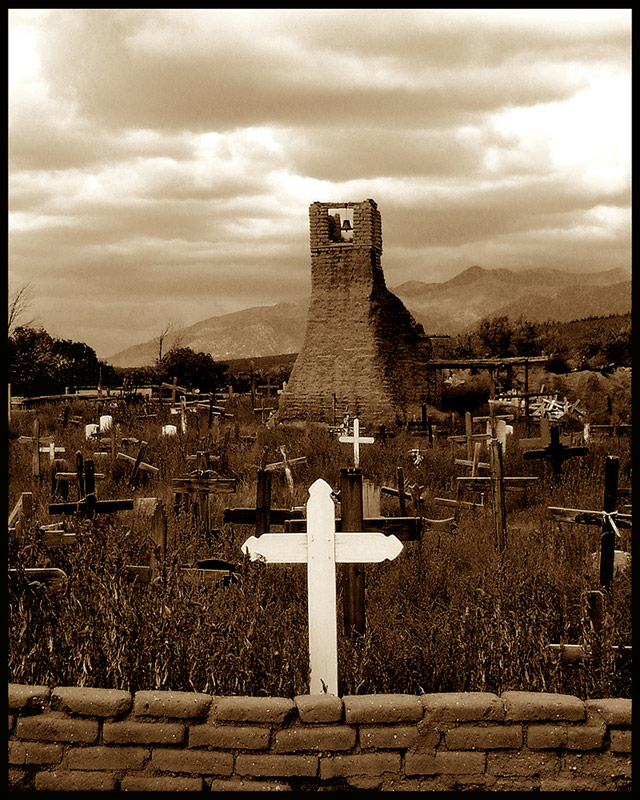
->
[472, 414, 515, 422]
[457, 476, 538, 492]
[380, 486, 413, 500]
[265, 457, 307, 471]
[172, 477, 237, 492]
[435, 496, 485, 509]
[284, 516, 422, 541]
[116, 452, 160, 473]
[454, 458, 490, 470]
[55, 471, 106, 480]
[48, 498, 135, 515]
[161, 381, 189, 393]
[523, 446, 588, 460]
[448, 433, 491, 443]
[223, 507, 301, 525]
[548, 507, 632, 529]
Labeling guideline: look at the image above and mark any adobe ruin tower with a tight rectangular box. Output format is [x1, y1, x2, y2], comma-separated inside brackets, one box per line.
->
[276, 200, 433, 428]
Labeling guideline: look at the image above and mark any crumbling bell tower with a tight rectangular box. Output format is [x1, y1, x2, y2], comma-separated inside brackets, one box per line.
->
[276, 199, 433, 428]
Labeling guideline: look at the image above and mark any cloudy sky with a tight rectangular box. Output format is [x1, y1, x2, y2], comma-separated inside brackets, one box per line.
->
[9, 8, 631, 359]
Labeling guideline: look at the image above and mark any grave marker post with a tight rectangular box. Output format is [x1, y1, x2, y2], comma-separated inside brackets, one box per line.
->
[32, 418, 41, 479]
[341, 469, 365, 636]
[338, 417, 375, 468]
[523, 425, 587, 480]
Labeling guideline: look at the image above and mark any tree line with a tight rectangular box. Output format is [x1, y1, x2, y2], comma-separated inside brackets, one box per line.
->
[8, 313, 630, 399]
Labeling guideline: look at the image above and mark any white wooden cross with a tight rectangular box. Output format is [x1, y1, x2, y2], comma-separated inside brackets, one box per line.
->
[338, 417, 375, 468]
[241, 478, 402, 695]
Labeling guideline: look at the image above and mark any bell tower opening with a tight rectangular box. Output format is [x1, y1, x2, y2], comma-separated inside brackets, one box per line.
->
[327, 206, 354, 243]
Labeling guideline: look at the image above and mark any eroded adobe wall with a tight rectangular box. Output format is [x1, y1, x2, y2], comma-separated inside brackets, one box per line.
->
[276, 200, 433, 428]
[8, 684, 632, 791]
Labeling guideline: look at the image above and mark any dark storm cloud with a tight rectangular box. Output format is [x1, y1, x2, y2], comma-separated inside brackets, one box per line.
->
[8, 9, 630, 358]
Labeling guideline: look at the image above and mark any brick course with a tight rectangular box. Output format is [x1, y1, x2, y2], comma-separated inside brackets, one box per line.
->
[7, 684, 632, 791]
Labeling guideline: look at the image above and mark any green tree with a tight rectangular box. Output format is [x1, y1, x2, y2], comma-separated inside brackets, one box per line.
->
[157, 347, 229, 393]
[8, 326, 103, 396]
[476, 316, 515, 357]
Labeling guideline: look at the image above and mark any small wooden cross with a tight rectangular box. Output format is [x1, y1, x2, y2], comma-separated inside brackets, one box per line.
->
[172, 471, 236, 532]
[448, 412, 490, 462]
[548, 456, 630, 591]
[338, 418, 375, 468]
[223, 469, 300, 534]
[407, 404, 435, 443]
[117, 441, 160, 488]
[523, 425, 587, 479]
[49, 458, 134, 518]
[242, 478, 403, 695]
[265, 446, 307, 492]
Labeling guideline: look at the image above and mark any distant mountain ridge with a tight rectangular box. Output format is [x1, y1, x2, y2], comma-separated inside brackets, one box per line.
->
[107, 266, 631, 367]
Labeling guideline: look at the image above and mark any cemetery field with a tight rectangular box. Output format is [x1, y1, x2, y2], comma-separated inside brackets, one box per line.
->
[8, 395, 632, 700]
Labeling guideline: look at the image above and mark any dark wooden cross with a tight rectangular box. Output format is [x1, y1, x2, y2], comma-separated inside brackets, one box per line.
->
[547, 455, 632, 663]
[257, 376, 281, 397]
[52, 451, 105, 502]
[407, 404, 435, 443]
[117, 441, 160, 488]
[284, 469, 425, 636]
[223, 469, 301, 534]
[548, 455, 631, 592]
[172, 470, 236, 532]
[522, 424, 588, 479]
[49, 456, 134, 518]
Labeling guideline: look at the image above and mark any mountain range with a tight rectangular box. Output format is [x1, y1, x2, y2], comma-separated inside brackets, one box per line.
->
[107, 266, 631, 367]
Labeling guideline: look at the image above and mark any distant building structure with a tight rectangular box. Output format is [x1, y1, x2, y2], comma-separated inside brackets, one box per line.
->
[276, 199, 434, 428]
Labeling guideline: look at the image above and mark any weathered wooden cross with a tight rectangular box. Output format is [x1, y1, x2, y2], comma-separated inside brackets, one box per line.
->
[117, 441, 160, 488]
[522, 424, 588, 480]
[49, 457, 134, 518]
[547, 455, 632, 663]
[286, 469, 423, 635]
[448, 412, 491, 462]
[407, 404, 436, 443]
[242, 478, 403, 695]
[172, 470, 236, 532]
[265, 446, 307, 493]
[223, 468, 301, 534]
[548, 455, 631, 592]
[338, 417, 375, 468]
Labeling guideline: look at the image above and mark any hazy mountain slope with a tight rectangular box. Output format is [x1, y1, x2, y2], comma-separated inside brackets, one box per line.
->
[108, 302, 307, 367]
[107, 266, 630, 367]
[393, 267, 631, 335]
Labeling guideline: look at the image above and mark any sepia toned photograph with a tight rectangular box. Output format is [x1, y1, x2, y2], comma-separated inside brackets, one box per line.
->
[9, 9, 630, 791]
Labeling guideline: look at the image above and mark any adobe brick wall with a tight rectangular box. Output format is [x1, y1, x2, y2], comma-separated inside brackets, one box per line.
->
[8, 685, 631, 791]
[276, 200, 434, 429]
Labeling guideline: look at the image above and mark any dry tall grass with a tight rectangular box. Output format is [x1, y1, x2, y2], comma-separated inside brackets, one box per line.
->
[8, 397, 632, 698]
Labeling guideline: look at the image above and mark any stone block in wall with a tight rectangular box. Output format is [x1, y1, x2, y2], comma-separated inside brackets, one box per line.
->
[52, 686, 131, 717]
[502, 691, 585, 722]
[133, 689, 211, 718]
